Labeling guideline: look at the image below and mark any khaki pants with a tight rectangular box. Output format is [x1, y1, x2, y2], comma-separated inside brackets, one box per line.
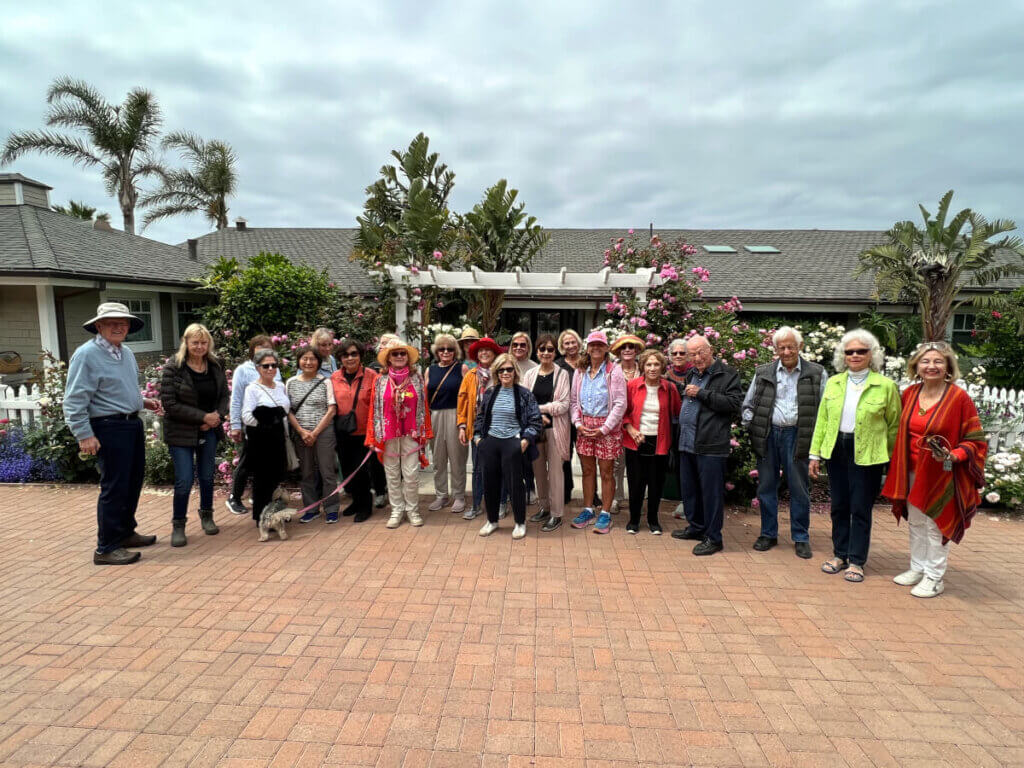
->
[613, 452, 626, 504]
[382, 436, 421, 517]
[533, 439, 564, 518]
[430, 408, 468, 499]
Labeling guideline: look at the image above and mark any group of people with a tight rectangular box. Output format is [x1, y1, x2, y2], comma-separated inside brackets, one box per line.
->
[65, 301, 989, 599]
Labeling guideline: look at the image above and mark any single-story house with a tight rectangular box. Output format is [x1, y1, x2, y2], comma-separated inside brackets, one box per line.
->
[3, 173, 1019, 375]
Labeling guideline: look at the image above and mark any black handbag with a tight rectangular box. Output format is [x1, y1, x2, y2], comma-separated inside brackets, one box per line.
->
[333, 375, 362, 436]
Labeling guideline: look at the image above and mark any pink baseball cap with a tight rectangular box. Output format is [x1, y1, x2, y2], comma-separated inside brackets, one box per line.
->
[585, 330, 609, 347]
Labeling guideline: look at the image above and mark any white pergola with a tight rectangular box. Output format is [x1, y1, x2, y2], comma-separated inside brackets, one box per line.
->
[385, 265, 665, 341]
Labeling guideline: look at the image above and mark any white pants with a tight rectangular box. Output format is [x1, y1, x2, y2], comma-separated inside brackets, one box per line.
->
[431, 408, 468, 499]
[907, 473, 950, 580]
[382, 436, 421, 517]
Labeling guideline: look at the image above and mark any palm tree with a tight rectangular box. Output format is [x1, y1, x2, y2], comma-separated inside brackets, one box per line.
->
[460, 180, 549, 335]
[856, 191, 1024, 341]
[51, 200, 110, 223]
[140, 132, 238, 230]
[1, 77, 164, 234]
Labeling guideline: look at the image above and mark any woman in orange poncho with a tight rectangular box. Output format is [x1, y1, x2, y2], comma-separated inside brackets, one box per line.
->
[882, 341, 986, 599]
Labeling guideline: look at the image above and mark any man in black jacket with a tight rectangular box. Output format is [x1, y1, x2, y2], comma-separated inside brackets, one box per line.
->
[671, 335, 744, 555]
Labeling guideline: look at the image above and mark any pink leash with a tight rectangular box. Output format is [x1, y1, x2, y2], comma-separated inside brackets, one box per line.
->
[290, 448, 375, 516]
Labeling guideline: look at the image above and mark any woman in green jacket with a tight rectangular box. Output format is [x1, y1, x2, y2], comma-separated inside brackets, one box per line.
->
[809, 329, 900, 583]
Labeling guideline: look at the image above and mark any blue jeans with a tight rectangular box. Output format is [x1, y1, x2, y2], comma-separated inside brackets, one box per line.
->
[827, 433, 883, 566]
[757, 426, 810, 542]
[170, 437, 218, 520]
[678, 451, 727, 543]
[91, 416, 145, 553]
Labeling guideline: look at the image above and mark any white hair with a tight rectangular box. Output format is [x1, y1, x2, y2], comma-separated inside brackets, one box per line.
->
[667, 338, 688, 353]
[772, 326, 803, 347]
[833, 328, 885, 372]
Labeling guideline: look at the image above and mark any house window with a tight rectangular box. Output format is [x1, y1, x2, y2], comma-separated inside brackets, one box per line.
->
[175, 300, 206, 336]
[951, 313, 976, 347]
[103, 293, 161, 352]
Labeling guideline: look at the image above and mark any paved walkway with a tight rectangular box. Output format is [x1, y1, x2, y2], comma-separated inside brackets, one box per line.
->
[1, 485, 1022, 768]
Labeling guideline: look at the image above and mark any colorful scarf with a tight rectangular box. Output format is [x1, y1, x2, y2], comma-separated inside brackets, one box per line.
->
[475, 365, 493, 413]
[882, 383, 987, 544]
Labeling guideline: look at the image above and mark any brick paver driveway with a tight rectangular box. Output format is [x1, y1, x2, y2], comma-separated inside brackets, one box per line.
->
[1, 485, 1022, 767]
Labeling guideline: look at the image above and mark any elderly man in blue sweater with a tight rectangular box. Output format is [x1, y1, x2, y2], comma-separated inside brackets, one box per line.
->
[64, 303, 163, 565]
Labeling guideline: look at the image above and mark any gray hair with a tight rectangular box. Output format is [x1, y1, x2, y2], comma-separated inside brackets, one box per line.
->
[772, 326, 803, 347]
[833, 328, 885, 372]
[686, 334, 712, 351]
[667, 338, 688, 353]
[254, 350, 280, 367]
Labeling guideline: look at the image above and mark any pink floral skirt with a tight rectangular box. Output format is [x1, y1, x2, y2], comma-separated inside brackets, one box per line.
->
[576, 414, 623, 460]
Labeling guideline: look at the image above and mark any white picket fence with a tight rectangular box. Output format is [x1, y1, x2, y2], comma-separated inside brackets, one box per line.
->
[0, 383, 156, 428]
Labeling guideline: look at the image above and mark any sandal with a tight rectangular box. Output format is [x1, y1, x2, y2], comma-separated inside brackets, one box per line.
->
[821, 557, 847, 574]
[844, 566, 864, 583]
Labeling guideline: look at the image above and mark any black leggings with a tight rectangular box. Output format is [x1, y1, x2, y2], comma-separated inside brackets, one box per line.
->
[479, 436, 527, 524]
[624, 440, 668, 527]
[246, 423, 286, 521]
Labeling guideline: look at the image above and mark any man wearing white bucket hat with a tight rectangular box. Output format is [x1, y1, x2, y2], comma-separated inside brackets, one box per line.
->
[64, 302, 163, 565]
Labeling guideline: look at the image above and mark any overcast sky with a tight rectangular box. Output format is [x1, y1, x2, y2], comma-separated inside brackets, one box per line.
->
[3, 1, 1023, 246]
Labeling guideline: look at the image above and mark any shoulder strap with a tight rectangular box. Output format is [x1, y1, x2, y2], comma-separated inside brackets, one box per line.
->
[289, 377, 326, 413]
[430, 364, 457, 407]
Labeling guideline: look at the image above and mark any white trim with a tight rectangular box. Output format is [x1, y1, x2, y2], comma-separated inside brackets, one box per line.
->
[99, 289, 162, 352]
[0, 276, 98, 287]
[13, 182, 24, 205]
[35, 284, 61, 361]
[503, 299, 598, 310]
[171, 295, 211, 340]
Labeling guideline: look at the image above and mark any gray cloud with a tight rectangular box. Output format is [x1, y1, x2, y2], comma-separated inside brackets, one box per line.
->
[2, 0, 1023, 249]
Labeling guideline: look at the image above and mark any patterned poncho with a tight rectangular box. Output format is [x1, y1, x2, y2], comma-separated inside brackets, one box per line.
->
[882, 383, 987, 544]
[364, 367, 433, 453]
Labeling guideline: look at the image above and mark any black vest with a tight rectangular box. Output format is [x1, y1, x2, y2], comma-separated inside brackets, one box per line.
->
[748, 358, 824, 460]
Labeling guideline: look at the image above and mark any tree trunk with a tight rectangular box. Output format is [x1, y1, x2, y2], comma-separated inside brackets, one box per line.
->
[481, 289, 505, 336]
[122, 205, 135, 235]
[923, 275, 955, 341]
[119, 182, 136, 235]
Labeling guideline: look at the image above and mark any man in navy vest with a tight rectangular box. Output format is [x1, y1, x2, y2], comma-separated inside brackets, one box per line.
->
[741, 326, 827, 559]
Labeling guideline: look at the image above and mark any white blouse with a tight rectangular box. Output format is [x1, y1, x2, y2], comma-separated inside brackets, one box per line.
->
[639, 384, 661, 436]
[242, 381, 291, 426]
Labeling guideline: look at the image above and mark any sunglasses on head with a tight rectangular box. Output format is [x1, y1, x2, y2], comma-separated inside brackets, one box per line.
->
[916, 341, 952, 352]
[259, 362, 278, 369]
[497, 366, 515, 374]
[844, 348, 870, 356]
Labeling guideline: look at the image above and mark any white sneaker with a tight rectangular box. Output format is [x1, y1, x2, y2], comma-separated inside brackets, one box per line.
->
[526, 491, 537, 506]
[386, 511, 403, 529]
[428, 495, 449, 512]
[451, 497, 466, 514]
[673, 503, 684, 520]
[911, 576, 945, 598]
[609, 499, 620, 515]
[512, 524, 526, 540]
[408, 509, 424, 527]
[479, 521, 499, 537]
[893, 569, 925, 586]
[498, 502, 509, 519]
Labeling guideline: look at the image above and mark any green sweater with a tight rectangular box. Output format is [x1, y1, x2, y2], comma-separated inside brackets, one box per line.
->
[809, 370, 901, 466]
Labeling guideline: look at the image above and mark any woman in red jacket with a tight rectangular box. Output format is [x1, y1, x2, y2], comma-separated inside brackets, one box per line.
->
[621, 349, 682, 534]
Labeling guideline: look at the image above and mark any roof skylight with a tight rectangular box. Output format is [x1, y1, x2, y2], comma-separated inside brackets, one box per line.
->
[744, 245, 781, 253]
[702, 245, 736, 253]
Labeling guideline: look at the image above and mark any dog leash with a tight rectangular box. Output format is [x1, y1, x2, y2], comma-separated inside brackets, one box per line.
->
[288, 448, 376, 516]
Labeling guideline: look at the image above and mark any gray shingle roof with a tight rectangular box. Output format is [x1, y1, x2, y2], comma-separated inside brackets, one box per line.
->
[0, 173, 52, 189]
[0, 205, 203, 285]
[190, 227, 373, 292]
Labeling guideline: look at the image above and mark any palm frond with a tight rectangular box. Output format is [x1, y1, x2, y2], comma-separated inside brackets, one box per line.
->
[1, 130, 101, 167]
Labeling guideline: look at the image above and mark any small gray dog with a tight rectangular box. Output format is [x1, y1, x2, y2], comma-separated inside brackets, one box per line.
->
[258, 487, 294, 542]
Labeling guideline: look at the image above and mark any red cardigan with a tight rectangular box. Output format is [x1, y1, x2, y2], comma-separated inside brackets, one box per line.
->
[622, 377, 681, 455]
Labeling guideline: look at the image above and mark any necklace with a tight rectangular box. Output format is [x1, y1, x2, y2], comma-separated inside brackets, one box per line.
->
[917, 385, 946, 415]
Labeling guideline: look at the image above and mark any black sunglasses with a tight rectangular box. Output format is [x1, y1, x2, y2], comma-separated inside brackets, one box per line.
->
[537, 347, 556, 353]
[844, 348, 870, 356]
[436, 347, 456, 353]
[341, 351, 360, 358]
[497, 366, 515, 374]
[259, 363, 278, 369]
[510, 342, 528, 348]
[390, 350, 408, 356]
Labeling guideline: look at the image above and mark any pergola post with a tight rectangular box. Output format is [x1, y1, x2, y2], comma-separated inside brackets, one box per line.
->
[394, 285, 408, 341]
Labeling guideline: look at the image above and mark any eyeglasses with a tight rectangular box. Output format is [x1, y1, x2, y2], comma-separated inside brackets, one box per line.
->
[844, 348, 870, 356]
[670, 350, 687, 356]
[259, 363, 278, 369]
[436, 347, 456, 353]
[341, 351, 360, 358]
[510, 342, 528, 349]
[390, 350, 408, 357]
[619, 345, 639, 352]
[537, 347, 556, 353]
[497, 367, 515, 374]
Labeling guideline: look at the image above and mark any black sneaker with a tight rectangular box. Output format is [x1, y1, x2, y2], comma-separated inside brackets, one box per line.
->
[541, 516, 562, 532]
[795, 541, 813, 559]
[671, 526, 703, 541]
[94, 548, 141, 565]
[225, 496, 248, 516]
[353, 509, 373, 523]
[528, 509, 550, 524]
[753, 536, 778, 552]
[692, 538, 723, 556]
[649, 524, 663, 535]
[626, 522, 639, 534]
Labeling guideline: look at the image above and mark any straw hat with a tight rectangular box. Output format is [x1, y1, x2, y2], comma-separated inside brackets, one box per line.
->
[377, 337, 420, 367]
[83, 302, 144, 334]
[610, 334, 646, 354]
[458, 327, 481, 342]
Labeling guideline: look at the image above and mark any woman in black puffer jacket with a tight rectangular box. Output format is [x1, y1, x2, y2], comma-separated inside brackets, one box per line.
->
[160, 324, 229, 547]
